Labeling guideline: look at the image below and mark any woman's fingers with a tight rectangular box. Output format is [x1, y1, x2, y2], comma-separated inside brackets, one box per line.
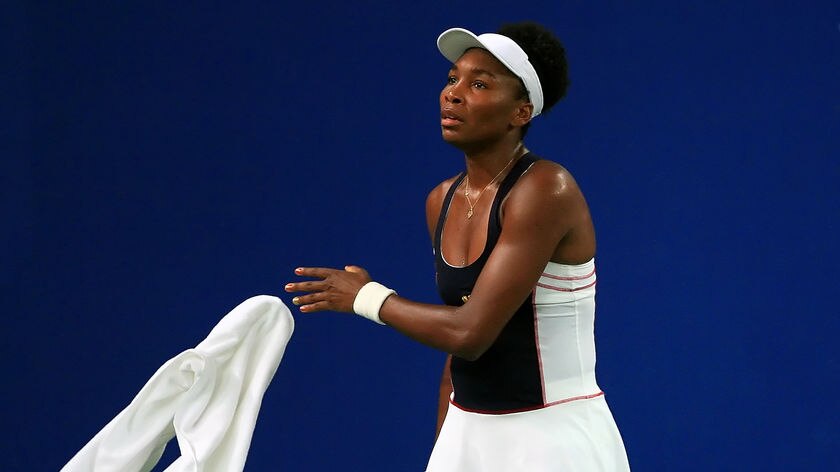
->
[344, 265, 367, 276]
[285, 279, 327, 293]
[287, 265, 371, 313]
[298, 300, 331, 313]
[290, 292, 324, 307]
[291, 291, 335, 312]
[294, 267, 335, 278]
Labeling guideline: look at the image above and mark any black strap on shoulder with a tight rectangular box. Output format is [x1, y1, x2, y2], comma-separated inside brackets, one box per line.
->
[489, 153, 539, 232]
[433, 172, 467, 252]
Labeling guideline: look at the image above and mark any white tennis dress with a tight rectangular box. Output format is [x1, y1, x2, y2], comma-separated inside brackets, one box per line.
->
[426, 262, 629, 471]
[429, 154, 630, 471]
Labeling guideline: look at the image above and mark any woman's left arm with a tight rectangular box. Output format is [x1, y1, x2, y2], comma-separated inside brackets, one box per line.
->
[285, 163, 585, 360]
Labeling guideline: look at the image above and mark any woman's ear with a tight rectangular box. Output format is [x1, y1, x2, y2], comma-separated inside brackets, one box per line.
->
[511, 102, 533, 128]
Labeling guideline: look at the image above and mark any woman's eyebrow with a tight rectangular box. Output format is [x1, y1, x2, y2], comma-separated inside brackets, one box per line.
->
[448, 64, 498, 79]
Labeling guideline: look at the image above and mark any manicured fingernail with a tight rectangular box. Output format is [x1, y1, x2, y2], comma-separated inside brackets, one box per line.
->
[295, 268, 303, 274]
[292, 297, 300, 305]
[285, 283, 293, 290]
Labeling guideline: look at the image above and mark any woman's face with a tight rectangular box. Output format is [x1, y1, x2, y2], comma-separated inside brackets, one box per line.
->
[439, 48, 530, 147]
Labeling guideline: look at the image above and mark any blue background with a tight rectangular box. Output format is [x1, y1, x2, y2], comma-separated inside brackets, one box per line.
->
[5, 1, 839, 470]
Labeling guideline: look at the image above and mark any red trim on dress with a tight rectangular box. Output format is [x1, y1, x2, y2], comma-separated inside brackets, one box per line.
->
[450, 391, 605, 415]
[535, 280, 597, 292]
[544, 391, 605, 407]
[531, 289, 546, 405]
[540, 268, 596, 281]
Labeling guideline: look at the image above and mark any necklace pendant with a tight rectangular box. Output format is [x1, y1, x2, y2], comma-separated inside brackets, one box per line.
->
[466, 208, 473, 219]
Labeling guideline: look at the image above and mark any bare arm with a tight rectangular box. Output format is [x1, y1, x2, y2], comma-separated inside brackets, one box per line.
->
[285, 163, 583, 360]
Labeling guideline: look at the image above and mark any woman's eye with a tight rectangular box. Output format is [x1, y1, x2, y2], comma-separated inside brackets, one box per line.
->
[447, 76, 457, 85]
[472, 81, 487, 89]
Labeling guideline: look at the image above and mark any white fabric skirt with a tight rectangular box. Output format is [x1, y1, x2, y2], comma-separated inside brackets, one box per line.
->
[426, 394, 629, 471]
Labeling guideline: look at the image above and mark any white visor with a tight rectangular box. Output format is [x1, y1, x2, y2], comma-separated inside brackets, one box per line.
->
[437, 27, 544, 118]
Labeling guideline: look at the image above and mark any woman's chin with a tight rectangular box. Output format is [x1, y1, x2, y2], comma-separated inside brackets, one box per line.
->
[441, 128, 465, 144]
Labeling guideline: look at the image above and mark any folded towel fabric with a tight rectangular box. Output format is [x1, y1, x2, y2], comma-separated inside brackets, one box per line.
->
[62, 295, 294, 472]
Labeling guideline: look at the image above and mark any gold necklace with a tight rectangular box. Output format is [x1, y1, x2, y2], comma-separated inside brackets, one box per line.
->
[463, 143, 523, 219]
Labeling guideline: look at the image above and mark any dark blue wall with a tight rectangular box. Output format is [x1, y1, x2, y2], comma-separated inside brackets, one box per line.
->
[5, 2, 839, 470]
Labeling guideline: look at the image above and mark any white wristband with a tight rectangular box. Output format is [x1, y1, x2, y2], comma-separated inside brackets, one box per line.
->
[352, 282, 396, 325]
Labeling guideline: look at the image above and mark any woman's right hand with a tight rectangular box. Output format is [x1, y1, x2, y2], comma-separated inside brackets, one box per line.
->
[285, 265, 372, 313]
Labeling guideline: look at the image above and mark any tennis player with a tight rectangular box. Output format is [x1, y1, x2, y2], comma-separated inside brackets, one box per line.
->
[286, 22, 630, 471]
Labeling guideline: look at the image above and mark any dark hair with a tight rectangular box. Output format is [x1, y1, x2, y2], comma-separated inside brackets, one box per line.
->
[497, 22, 569, 138]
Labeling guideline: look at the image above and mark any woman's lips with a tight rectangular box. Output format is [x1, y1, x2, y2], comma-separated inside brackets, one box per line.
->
[441, 110, 464, 127]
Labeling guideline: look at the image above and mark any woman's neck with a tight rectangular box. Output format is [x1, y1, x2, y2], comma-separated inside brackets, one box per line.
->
[463, 140, 526, 189]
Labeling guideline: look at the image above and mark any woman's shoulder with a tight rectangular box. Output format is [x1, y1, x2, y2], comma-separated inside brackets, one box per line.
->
[425, 173, 463, 239]
[519, 155, 581, 196]
[499, 154, 588, 222]
[426, 173, 462, 208]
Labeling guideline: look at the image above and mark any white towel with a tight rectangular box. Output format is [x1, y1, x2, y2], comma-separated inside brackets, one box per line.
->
[62, 295, 294, 472]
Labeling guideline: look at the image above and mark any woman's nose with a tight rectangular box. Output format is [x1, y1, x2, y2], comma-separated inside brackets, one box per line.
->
[445, 86, 462, 104]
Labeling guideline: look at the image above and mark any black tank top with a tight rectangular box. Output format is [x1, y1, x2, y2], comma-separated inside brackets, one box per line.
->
[434, 152, 544, 412]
